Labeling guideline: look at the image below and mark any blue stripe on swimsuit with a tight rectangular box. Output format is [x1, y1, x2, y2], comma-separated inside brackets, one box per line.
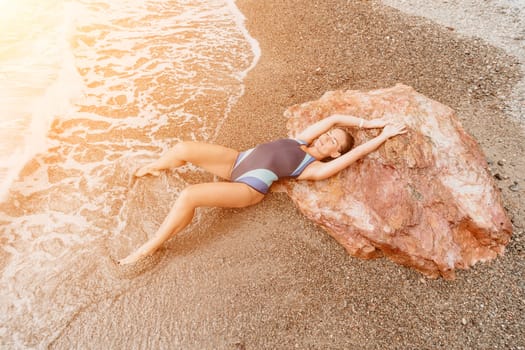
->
[230, 138, 316, 194]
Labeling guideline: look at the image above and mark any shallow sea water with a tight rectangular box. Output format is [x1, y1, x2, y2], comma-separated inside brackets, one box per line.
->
[0, 0, 258, 347]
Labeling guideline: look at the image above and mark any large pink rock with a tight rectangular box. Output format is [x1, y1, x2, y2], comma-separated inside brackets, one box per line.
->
[283, 84, 512, 279]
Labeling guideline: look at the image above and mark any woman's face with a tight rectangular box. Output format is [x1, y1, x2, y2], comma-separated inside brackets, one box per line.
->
[313, 128, 347, 158]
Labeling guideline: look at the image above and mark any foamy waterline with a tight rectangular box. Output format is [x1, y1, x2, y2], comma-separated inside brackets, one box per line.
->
[211, 0, 261, 141]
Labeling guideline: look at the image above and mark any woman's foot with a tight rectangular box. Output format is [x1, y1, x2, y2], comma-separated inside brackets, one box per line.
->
[134, 164, 161, 177]
[118, 249, 149, 265]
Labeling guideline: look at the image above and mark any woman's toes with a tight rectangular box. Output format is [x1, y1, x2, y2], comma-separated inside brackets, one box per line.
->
[135, 166, 160, 177]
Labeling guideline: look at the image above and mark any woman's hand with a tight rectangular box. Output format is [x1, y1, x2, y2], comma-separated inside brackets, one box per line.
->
[380, 122, 407, 138]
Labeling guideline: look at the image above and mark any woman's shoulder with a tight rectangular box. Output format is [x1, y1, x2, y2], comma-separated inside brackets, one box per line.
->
[268, 138, 309, 145]
[291, 138, 309, 145]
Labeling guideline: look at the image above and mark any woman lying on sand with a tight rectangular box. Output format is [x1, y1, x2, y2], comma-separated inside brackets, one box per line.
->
[118, 114, 406, 265]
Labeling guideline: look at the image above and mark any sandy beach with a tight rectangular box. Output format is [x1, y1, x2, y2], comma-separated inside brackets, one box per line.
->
[51, 0, 524, 349]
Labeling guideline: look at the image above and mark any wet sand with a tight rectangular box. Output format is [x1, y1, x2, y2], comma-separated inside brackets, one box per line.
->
[52, 0, 524, 349]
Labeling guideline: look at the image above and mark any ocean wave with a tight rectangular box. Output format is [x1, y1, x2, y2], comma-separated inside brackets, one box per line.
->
[0, 0, 259, 347]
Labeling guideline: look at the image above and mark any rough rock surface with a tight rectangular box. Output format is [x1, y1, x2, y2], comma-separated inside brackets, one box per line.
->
[283, 84, 512, 279]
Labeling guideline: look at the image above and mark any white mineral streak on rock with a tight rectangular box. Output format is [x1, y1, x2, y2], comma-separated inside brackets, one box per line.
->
[284, 84, 512, 279]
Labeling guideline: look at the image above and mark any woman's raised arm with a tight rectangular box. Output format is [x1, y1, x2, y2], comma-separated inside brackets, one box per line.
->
[296, 114, 386, 143]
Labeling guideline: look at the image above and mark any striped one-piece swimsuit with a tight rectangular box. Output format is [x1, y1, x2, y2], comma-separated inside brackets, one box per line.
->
[230, 138, 316, 194]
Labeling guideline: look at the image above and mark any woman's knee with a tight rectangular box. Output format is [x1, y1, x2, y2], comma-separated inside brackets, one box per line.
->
[171, 141, 191, 156]
[167, 142, 193, 165]
[177, 185, 200, 208]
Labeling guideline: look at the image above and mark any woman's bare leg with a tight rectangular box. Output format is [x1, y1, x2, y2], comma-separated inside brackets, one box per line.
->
[118, 182, 264, 265]
[135, 141, 239, 179]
